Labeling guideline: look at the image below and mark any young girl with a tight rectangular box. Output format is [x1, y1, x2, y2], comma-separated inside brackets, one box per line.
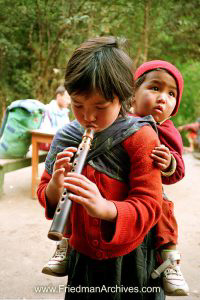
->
[37, 37, 164, 299]
[133, 60, 189, 296]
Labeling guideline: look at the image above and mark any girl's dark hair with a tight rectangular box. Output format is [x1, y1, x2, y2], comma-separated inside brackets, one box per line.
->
[64, 36, 134, 116]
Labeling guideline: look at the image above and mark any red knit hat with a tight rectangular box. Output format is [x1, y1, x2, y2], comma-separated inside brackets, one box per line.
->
[134, 60, 184, 116]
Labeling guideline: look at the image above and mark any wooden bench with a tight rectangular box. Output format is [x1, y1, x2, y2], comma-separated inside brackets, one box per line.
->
[0, 152, 47, 197]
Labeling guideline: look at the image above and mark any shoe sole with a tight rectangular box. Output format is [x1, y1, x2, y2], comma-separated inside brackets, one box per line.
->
[42, 266, 67, 277]
[165, 289, 189, 296]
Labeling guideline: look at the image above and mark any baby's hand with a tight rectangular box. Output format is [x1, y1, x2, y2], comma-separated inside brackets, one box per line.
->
[151, 145, 171, 171]
[52, 147, 77, 189]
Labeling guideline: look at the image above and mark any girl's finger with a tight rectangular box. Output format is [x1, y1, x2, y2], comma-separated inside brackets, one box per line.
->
[64, 147, 78, 152]
[54, 157, 71, 169]
[64, 182, 90, 198]
[53, 168, 65, 176]
[64, 176, 91, 191]
[56, 150, 76, 160]
[66, 173, 93, 185]
[68, 193, 88, 205]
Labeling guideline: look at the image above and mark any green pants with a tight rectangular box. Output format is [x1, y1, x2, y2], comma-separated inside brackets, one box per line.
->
[65, 232, 165, 300]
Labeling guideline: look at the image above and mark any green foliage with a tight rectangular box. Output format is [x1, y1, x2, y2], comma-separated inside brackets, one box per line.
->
[172, 61, 200, 127]
[0, 0, 200, 127]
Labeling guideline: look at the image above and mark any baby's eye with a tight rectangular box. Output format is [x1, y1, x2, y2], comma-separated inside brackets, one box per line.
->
[169, 91, 175, 97]
[151, 86, 159, 91]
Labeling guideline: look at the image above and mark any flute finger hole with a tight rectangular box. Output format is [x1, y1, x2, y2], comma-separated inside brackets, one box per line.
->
[61, 197, 65, 202]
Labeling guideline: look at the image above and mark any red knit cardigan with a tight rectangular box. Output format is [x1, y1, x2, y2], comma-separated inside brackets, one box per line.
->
[37, 126, 162, 260]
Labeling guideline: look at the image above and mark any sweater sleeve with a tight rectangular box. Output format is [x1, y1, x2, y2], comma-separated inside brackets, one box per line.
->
[158, 120, 185, 185]
[37, 170, 55, 219]
[37, 169, 72, 238]
[101, 126, 163, 247]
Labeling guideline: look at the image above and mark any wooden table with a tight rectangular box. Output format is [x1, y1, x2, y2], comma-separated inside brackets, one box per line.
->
[31, 129, 55, 199]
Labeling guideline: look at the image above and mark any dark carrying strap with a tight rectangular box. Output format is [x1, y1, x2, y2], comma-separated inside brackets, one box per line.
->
[89, 143, 130, 182]
[86, 115, 157, 181]
[45, 115, 157, 177]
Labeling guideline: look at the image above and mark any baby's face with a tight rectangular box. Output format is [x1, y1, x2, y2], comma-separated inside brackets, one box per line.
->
[134, 70, 177, 123]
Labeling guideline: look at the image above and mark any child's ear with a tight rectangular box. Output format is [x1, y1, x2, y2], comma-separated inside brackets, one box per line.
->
[131, 96, 136, 107]
[129, 96, 136, 113]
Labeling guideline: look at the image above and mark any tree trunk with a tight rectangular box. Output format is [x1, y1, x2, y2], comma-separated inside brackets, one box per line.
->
[143, 0, 151, 62]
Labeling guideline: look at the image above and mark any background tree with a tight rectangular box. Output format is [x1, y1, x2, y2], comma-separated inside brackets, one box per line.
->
[0, 0, 200, 131]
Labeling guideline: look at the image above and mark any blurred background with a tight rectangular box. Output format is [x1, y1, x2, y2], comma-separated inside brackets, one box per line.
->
[0, 0, 200, 146]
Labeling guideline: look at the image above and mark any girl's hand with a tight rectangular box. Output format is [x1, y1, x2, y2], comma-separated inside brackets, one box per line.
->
[151, 145, 171, 171]
[52, 147, 77, 189]
[64, 173, 117, 221]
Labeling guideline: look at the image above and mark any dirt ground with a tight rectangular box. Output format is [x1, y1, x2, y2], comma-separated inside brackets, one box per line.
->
[0, 153, 199, 300]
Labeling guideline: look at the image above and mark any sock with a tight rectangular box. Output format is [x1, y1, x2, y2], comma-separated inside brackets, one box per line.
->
[161, 249, 179, 266]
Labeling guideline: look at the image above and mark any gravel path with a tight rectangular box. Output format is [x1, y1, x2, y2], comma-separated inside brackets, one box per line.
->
[0, 153, 199, 299]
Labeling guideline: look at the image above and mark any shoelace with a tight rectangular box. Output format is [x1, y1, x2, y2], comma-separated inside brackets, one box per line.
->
[53, 248, 66, 260]
[164, 267, 183, 278]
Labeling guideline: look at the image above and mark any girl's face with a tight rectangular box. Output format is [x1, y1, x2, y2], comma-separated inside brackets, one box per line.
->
[134, 70, 177, 123]
[70, 92, 122, 132]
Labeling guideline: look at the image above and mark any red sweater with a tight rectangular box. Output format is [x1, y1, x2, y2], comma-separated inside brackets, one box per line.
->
[38, 126, 162, 260]
[157, 119, 185, 185]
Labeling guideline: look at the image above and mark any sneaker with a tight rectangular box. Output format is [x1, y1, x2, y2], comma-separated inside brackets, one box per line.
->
[151, 250, 189, 296]
[42, 238, 69, 277]
[163, 265, 189, 296]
